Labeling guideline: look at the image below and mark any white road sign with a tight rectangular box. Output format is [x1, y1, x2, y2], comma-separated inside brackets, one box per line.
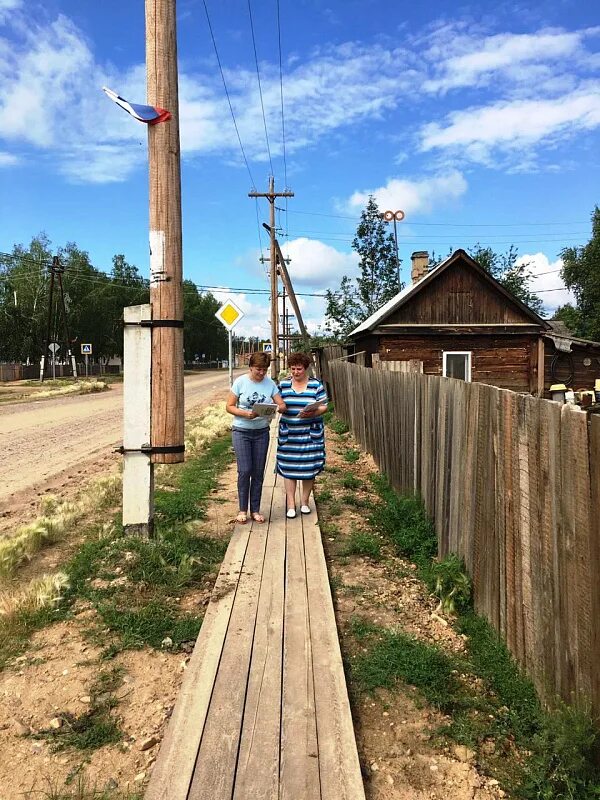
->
[215, 299, 244, 331]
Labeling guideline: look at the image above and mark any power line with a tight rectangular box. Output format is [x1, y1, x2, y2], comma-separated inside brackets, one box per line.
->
[286, 208, 591, 227]
[276, 0, 288, 189]
[247, 0, 274, 176]
[202, 0, 256, 188]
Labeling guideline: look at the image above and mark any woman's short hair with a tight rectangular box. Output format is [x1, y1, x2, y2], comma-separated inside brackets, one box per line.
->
[287, 352, 312, 369]
[249, 351, 271, 369]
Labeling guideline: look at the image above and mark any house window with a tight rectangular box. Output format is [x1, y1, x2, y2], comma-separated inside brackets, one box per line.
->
[443, 351, 471, 382]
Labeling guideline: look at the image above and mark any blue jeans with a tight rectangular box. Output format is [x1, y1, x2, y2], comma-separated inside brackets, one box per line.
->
[232, 427, 270, 513]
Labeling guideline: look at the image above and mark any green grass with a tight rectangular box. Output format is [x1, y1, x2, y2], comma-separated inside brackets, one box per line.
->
[349, 473, 600, 800]
[328, 416, 350, 435]
[23, 775, 141, 799]
[0, 434, 233, 670]
[342, 448, 360, 464]
[315, 488, 333, 502]
[340, 472, 363, 490]
[34, 666, 124, 753]
[344, 530, 381, 559]
[341, 492, 367, 508]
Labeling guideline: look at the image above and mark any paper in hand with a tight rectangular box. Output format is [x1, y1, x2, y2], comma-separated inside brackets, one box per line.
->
[252, 403, 278, 417]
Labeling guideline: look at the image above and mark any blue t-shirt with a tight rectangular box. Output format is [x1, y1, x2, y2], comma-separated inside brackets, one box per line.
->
[231, 374, 279, 430]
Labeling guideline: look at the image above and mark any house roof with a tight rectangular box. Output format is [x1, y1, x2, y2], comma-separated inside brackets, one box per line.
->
[348, 249, 550, 338]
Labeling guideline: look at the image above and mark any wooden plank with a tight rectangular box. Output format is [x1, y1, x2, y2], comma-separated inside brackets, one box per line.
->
[145, 525, 251, 800]
[558, 404, 579, 700]
[233, 482, 286, 800]
[187, 519, 269, 799]
[280, 508, 320, 800]
[304, 512, 366, 800]
[589, 416, 600, 717]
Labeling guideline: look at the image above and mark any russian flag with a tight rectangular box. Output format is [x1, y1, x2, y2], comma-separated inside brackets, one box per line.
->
[102, 87, 171, 125]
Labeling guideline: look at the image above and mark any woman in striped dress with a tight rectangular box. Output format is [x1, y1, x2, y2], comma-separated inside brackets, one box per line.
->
[277, 352, 328, 519]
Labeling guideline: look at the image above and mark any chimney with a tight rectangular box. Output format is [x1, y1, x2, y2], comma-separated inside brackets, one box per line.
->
[411, 251, 429, 284]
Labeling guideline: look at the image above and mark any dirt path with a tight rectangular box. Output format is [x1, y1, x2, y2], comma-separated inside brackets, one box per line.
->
[0, 371, 233, 533]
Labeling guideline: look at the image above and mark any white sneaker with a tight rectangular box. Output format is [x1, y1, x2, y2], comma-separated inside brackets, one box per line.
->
[286, 508, 296, 519]
[300, 505, 311, 515]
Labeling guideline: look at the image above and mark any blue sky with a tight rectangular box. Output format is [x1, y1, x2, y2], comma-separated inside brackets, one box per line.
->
[1, 0, 598, 337]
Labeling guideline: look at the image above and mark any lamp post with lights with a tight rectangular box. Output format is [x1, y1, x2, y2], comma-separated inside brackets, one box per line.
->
[381, 209, 405, 286]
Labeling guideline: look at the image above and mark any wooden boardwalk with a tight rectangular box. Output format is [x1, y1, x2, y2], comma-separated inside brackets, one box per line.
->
[145, 436, 365, 800]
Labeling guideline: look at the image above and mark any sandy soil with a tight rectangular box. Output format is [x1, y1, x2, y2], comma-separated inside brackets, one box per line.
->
[0, 371, 231, 534]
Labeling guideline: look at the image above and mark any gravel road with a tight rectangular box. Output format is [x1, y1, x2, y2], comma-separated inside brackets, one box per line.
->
[0, 371, 232, 528]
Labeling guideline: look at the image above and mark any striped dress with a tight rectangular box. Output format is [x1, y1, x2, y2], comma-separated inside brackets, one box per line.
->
[276, 378, 327, 480]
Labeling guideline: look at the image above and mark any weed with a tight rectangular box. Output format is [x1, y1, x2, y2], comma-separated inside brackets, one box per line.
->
[325, 464, 341, 474]
[368, 476, 437, 577]
[349, 615, 381, 640]
[341, 473, 362, 490]
[35, 666, 125, 752]
[315, 489, 333, 502]
[345, 531, 381, 559]
[327, 501, 343, 517]
[23, 774, 142, 799]
[328, 417, 350, 435]
[341, 492, 366, 508]
[431, 554, 471, 615]
[343, 448, 360, 464]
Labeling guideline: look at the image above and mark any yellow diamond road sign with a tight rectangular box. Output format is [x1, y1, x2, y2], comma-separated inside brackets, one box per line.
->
[215, 299, 244, 330]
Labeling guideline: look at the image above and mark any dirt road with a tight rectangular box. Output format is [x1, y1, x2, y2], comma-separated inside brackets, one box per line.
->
[0, 371, 232, 530]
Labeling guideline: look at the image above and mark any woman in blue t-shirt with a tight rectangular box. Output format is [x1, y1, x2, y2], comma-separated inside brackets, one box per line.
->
[226, 352, 285, 524]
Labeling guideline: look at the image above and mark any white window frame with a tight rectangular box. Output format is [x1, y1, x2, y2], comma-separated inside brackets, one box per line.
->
[442, 351, 472, 382]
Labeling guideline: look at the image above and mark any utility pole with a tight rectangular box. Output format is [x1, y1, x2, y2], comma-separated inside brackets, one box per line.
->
[147, 0, 184, 466]
[40, 256, 77, 382]
[249, 178, 293, 378]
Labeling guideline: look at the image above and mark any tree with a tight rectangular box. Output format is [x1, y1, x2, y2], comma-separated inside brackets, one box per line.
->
[560, 206, 600, 341]
[430, 244, 544, 314]
[551, 303, 583, 336]
[325, 197, 400, 338]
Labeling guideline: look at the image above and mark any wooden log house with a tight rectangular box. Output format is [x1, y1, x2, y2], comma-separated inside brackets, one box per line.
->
[347, 249, 550, 395]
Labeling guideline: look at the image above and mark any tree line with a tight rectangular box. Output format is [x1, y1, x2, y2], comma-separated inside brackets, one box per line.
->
[0, 234, 230, 365]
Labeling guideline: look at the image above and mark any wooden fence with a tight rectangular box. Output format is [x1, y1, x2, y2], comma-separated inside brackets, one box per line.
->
[329, 361, 600, 715]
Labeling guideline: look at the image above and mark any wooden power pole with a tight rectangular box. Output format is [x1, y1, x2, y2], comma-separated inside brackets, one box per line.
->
[249, 178, 293, 378]
[146, 0, 184, 465]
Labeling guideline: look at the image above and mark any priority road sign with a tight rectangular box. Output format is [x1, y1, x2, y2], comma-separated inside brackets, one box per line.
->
[81, 343, 92, 355]
[215, 299, 244, 331]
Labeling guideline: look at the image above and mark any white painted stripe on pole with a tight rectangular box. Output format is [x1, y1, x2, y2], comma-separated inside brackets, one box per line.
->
[149, 230, 166, 286]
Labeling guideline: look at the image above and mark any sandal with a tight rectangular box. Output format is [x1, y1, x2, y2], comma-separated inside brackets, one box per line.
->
[300, 505, 311, 515]
[251, 512, 265, 523]
[236, 512, 248, 524]
[286, 508, 296, 519]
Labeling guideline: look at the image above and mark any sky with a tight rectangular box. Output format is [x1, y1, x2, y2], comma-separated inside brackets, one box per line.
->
[1, 0, 599, 339]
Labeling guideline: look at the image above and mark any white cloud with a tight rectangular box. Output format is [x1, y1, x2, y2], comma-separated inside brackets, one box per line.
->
[0, 150, 18, 166]
[283, 238, 358, 287]
[420, 90, 600, 163]
[348, 171, 468, 215]
[519, 252, 575, 313]
[423, 29, 589, 93]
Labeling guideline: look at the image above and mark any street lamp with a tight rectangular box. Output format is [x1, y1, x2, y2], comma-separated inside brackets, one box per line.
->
[381, 210, 405, 286]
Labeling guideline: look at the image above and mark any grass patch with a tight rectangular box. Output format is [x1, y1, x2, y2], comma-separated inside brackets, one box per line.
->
[315, 488, 333, 502]
[328, 416, 350, 435]
[35, 666, 124, 753]
[342, 448, 360, 464]
[0, 422, 233, 670]
[350, 473, 600, 799]
[23, 775, 141, 800]
[341, 492, 367, 508]
[345, 531, 381, 559]
[340, 472, 362, 490]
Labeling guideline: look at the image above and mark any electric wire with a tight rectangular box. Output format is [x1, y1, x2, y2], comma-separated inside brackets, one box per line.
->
[247, 0, 274, 176]
[202, 0, 256, 188]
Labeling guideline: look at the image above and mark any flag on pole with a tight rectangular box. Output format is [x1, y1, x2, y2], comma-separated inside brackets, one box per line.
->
[102, 87, 171, 125]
